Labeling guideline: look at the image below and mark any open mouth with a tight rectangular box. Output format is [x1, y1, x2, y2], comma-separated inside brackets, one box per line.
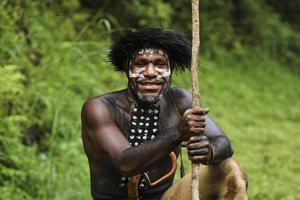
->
[137, 82, 163, 95]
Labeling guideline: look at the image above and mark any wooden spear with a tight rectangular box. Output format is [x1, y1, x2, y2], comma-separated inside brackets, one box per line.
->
[191, 0, 201, 200]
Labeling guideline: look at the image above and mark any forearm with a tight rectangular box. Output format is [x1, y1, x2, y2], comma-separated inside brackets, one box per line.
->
[115, 129, 181, 176]
[209, 135, 233, 164]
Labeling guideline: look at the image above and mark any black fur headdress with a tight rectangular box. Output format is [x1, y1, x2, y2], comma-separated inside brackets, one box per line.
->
[108, 28, 191, 72]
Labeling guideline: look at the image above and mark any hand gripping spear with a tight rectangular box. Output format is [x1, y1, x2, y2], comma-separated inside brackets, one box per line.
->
[191, 0, 201, 200]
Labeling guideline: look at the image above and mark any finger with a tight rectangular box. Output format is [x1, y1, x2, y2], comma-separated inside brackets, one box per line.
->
[193, 121, 206, 128]
[183, 108, 209, 118]
[190, 107, 209, 115]
[185, 115, 205, 123]
[186, 121, 206, 129]
[184, 113, 202, 124]
[184, 112, 207, 124]
[188, 155, 208, 163]
[188, 148, 209, 156]
[187, 141, 210, 150]
[188, 135, 208, 143]
[182, 109, 194, 117]
[198, 115, 206, 122]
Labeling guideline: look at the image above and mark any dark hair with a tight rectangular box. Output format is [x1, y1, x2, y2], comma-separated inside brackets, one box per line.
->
[108, 27, 191, 72]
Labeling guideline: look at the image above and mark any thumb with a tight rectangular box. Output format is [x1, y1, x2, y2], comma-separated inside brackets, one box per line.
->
[203, 107, 209, 115]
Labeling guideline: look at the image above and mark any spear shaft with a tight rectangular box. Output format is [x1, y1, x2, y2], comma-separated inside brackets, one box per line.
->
[191, 0, 201, 199]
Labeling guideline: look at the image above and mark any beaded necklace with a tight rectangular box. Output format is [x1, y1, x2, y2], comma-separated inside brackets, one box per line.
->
[119, 103, 160, 189]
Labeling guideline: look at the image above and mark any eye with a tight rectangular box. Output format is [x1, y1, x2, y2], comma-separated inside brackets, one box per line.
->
[135, 61, 145, 68]
[156, 62, 167, 68]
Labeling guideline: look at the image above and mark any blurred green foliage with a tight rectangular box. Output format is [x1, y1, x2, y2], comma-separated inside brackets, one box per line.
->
[79, 0, 300, 71]
[0, 0, 299, 199]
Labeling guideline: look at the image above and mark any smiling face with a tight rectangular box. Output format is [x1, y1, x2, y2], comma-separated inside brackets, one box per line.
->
[128, 48, 171, 104]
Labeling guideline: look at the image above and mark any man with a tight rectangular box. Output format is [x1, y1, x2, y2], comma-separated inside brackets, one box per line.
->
[81, 28, 247, 200]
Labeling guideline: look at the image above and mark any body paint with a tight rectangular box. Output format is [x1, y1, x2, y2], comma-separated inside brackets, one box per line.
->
[129, 48, 171, 79]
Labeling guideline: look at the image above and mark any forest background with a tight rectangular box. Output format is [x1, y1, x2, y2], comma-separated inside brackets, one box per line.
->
[0, 0, 299, 199]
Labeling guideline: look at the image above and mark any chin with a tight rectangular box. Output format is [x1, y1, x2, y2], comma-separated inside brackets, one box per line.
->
[129, 78, 171, 105]
[136, 92, 162, 105]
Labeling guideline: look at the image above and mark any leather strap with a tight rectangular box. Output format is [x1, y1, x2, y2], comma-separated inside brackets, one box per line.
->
[127, 175, 141, 200]
[127, 152, 177, 199]
[144, 152, 177, 186]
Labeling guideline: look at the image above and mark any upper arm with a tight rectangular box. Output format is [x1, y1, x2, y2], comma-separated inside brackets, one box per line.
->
[170, 88, 228, 139]
[204, 115, 226, 139]
[81, 98, 130, 165]
[169, 88, 192, 116]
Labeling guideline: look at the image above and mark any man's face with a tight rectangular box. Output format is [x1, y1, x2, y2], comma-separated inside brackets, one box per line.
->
[128, 48, 171, 104]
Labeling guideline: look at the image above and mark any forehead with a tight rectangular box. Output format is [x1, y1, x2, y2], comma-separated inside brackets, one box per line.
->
[132, 48, 169, 61]
[133, 53, 168, 61]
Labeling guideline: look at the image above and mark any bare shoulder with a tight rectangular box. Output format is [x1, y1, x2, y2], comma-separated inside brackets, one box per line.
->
[168, 87, 192, 115]
[81, 89, 126, 128]
[81, 96, 114, 130]
[168, 88, 215, 123]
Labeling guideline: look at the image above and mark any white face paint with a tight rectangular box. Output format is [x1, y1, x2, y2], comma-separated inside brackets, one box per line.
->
[128, 65, 171, 78]
[129, 48, 171, 79]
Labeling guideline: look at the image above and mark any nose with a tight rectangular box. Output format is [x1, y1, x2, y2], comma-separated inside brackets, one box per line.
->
[144, 63, 158, 78]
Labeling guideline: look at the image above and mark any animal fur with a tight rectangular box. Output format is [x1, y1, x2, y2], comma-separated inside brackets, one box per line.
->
[160, 158, 248, 200]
